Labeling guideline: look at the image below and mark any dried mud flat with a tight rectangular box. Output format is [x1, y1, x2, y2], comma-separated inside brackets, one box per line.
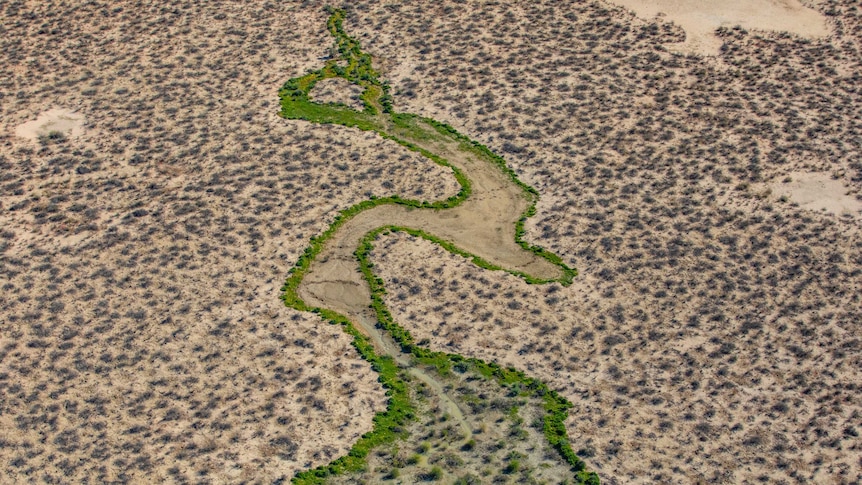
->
[2, 0, 862, 484]
[298, 118, 562, 321]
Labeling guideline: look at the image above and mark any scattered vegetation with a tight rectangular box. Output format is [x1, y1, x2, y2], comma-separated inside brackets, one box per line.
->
[356, 227, 593, 478]
[331, 359, 587, 484]
[1, 0, 859, 484]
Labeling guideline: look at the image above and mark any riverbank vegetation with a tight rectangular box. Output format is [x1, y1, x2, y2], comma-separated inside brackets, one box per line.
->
[281, 7, 596, 484]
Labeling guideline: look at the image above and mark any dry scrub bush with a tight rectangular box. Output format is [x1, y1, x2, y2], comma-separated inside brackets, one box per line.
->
[0, 1, 457, 482]
[2, 0, 861, 483]
[343, 1, 862, 482]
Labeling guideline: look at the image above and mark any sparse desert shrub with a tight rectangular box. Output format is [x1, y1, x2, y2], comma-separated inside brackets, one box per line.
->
[421, 466, 443, 481]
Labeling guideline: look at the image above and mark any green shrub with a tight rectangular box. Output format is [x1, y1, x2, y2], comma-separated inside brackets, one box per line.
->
[422, 466, 443, 481]
[503, 460, 520, 474]
[460, 439, 476, 451]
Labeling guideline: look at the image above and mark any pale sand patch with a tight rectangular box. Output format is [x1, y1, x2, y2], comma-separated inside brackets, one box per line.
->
[607, 0, 829, 55]
[772, 171, 862, 216]
[14, 107, 85, 140]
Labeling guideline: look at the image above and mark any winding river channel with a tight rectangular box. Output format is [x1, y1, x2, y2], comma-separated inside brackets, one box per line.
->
[280, 8, 596, 484]
[295, 115, 564, 443]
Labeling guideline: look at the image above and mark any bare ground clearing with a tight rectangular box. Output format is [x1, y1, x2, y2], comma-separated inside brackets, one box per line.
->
[14, 108, 85, 141]
[603, 0, 828, 55]
[769, 171, 862, 217]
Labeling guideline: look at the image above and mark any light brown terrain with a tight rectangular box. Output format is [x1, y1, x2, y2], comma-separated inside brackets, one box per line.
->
[0, 3, 457, 481]
[13, 108, 86, 142]
[344, 0, 862, 483]
[608, 0, 829, 55]
[2, 0, 861, 484]
[769, 171, 862, 216]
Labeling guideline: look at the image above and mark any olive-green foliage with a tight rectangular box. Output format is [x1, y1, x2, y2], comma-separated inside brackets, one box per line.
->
[356, 227, 597, 482]
[280, 7, 597, 485]
[424, 466, 443, 481]
[281, 7, 391, 115]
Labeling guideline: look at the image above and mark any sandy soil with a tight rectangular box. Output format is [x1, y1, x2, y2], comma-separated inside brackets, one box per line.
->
[2, 0, 861, 483]
[606, 0, 829, 55]
[344, 0, 862, 482]
[770, 171, 862, 216]
[14, 108, 85, 141]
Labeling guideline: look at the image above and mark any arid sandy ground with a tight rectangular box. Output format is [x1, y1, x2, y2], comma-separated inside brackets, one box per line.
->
[2, 0, 861, 483]
[346, 0, 861, 483]
[0, 2, 459, 481]
[13, 108, 85, 142]
[608, 0, 829, 55]
[769, 171, 862, 216]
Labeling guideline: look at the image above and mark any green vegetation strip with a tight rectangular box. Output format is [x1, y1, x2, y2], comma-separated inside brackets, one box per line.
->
[280, 6, 596, 484]
[290, 311, 410, 482]
[357, 227, 598, 484]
